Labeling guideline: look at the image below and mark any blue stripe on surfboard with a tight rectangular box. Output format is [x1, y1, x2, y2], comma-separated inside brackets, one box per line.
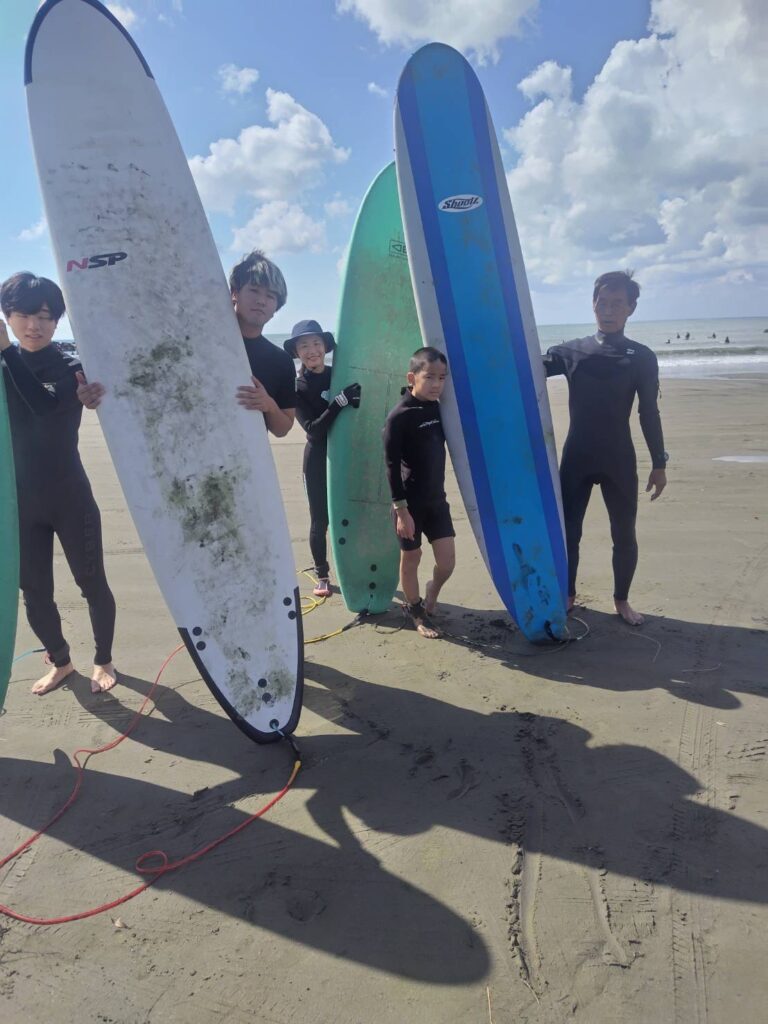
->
[398, 47, 566, 637]
[25, 0, 154, 86]
[462, 60, 568, 599]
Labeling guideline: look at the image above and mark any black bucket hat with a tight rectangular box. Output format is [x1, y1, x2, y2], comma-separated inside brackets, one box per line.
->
[283, 319, 336, 358]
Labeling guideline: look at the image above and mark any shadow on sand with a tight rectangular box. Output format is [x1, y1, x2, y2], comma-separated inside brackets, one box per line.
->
[1, 608, 766, 982]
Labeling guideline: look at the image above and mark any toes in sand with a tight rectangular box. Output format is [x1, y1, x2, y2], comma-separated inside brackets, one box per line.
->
[91, 663, 118, 694]
[31, 663, 76, 696]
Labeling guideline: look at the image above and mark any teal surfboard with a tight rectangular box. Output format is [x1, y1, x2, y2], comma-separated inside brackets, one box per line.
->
[0, 371, 19, 708]
[328, 163, 422, 614]
[396, 43, 568, 643]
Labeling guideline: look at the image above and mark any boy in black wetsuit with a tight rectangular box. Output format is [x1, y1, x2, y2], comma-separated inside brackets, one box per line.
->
[231, 250, 296, 437]
[383, 347, 455, 638]
[544, 271, 668, 625]
[0, 273, 117, 695]
[286, 320, 360, 598]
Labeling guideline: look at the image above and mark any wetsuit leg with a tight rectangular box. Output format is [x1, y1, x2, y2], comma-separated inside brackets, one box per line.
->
[559, 463, 595, 597]
[303, 447, 330, 579]
[600, 474, 638, 601]
[18, 505, 71, 667]
[54, 485, 116, 666]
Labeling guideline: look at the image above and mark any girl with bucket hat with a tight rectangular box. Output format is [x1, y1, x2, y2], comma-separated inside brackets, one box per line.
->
[285, 320, 360, 598]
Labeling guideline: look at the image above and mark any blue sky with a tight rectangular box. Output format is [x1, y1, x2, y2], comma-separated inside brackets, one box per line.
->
[1, 0, 765, 337]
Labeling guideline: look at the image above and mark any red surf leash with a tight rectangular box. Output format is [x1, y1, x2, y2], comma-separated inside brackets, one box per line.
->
[0, 645, 302, 925]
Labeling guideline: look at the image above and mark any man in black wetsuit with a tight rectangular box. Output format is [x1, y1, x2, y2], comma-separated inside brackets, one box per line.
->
[286, 320, 360, 598]
[383, 347, 456, 639]
[230, 250, 296, 437]
[0, 273, 117, 694]
[544, 271, 668, 625]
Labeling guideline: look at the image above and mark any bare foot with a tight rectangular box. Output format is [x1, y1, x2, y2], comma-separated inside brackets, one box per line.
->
[91, 662, 118, 693]
[567, 594, 576, 613]
[424, 580, 437, 616]
[615, 599, 644, 626]
[407, 600, 440, 639]
[31, 662, 76, 695]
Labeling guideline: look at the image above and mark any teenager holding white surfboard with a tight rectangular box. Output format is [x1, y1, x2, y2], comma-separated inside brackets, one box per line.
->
[0, 272, 117, 696]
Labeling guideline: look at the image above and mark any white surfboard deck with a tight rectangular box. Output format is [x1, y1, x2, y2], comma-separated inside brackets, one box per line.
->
[26, 0, 302, 741]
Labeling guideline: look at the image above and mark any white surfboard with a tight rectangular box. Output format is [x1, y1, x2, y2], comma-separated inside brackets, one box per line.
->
[25, 0, 302, 741]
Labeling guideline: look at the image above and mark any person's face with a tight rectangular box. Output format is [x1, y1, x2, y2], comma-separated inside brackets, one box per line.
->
[294, 334, 326, 372]
[408, 360, 448, 401]
[6, 303, 58, 351]
[232, 282, 279, 336]
[593, 285, 635, 335]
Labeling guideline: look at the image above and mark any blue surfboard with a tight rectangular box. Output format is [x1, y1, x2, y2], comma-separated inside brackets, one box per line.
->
[395, 43, 568, 643]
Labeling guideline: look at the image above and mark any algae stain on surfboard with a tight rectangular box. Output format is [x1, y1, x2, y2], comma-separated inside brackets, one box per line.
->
[25, 0, 302, 741]
[0, 378, 18, 709]
[395, 43, 568, 643]
[328, 164, 423, 614]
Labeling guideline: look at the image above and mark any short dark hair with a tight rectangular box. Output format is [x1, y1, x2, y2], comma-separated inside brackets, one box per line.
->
[409, 346, 447, 374]
[229, 249, 287, 309]
[1, 272, 65, 321]
[593, 270, 640, 305]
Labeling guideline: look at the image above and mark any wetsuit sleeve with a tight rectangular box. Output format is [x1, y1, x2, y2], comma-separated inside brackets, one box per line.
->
[636, 352, 666, 469]
[295, 381, 342, 440]
[383, 410, 407, 503]
[1, 345, 61, 415]
[543, 348, 567, 378]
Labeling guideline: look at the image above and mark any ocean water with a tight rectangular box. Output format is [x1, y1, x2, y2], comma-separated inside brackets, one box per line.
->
[274, 316, 768, 379]
[537, 317, 768, 378]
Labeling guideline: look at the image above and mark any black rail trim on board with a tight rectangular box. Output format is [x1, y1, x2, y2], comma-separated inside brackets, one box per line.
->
[178, 584, 304, 746]
[25, 0, 154, 86]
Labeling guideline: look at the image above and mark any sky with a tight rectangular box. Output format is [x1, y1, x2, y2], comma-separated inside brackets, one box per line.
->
[1, 0, 765, 338]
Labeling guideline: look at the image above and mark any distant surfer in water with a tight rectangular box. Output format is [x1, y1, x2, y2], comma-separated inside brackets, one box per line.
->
[383, 348, 455, 638]
[0, 273, 117, 694]
[543, 271, 668, 626]
[230, 250, 296, 437]
[287, 320, 360, 598]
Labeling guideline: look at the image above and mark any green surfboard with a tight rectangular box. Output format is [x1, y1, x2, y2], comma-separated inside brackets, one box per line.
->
[0, 371, 19, 709]
[328, 163, 422, 614]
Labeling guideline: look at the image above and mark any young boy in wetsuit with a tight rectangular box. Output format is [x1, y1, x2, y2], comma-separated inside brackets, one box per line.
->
[383, 347, 455, 638]
[543, 270, 668, 625]
[0, 273, 117, 694]
[286, 320, 360, 598]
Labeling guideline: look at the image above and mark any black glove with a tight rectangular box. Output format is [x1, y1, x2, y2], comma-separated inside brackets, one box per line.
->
[334, 382, 361, 408]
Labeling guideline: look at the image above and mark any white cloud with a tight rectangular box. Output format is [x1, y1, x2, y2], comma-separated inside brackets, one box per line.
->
[106, 3, 138, 29]
[231, 201, 326, 255]
[367, 81, 388, 98]
[324, 197, 352, 217]
[218, 63, 260, 96]
[337, 0, 539, 64]
[503, 0, 768, 310]
[17, 216, 47, 242]
[189, 89, 349, 214]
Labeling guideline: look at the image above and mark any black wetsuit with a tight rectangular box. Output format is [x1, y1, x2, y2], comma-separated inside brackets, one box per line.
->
[383, 392, 455, 551]
[294, 366, 343, 579]
[544, 332, 666, 600]
[1, 343, 116, 667]
[243, 334, 296, 421]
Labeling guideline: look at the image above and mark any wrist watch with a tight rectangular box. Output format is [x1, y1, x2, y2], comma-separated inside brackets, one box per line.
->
[392, 499, 408, 510]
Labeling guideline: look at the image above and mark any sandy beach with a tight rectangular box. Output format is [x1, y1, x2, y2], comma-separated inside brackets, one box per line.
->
[2, 374, 767, 1024]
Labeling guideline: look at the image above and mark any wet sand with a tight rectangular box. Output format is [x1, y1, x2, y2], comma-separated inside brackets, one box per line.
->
[2, 376, 767, 1023]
